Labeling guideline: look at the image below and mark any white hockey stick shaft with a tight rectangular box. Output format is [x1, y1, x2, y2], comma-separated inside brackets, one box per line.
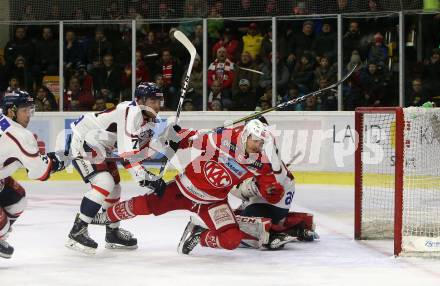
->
[159, 30, 197, 177]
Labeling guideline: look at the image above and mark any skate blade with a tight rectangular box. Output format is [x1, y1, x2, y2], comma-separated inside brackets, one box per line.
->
[65, 238, 96, 255]
[269, 236, 297, 249]
[0, 252, 12, 259]
[105, 243, 138, 250]
[177, 221, 195, 254]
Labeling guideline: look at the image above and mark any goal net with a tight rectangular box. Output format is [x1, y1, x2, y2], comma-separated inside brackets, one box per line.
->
[355, 107, 440, 257]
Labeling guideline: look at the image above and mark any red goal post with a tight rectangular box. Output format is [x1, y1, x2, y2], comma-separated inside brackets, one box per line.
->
[355, 106, 440, 257]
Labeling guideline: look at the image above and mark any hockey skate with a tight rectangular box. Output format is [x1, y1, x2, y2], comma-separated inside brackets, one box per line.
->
[105, 226, 138, 250]
[65, 215, 98, 255]
[177, 218, 207, 255]
[288, 227, 320, 242]
[0, 239, 14, 259]
[264, 232, 296, 250]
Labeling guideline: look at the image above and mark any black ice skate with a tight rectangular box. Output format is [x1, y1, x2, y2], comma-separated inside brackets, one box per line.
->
[177, 218, 207, 255]
[288, 227, 320, 242]
[0, 239, 14, 259]
[265, 232, 296, 250]
[105, 226, 138, 250]
[65, 215, 98, 255]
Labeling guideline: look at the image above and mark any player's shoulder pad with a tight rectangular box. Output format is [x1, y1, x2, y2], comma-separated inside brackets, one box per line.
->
[5, 120, 40, 156]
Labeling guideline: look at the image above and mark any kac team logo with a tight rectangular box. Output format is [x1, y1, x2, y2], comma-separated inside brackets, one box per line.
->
[203, 160, 232, 188]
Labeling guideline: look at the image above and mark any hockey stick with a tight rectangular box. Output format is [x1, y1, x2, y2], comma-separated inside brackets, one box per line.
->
[213, 64, 358, 130]
[236, 66, 264, 75]
[158, 29, 197, 177]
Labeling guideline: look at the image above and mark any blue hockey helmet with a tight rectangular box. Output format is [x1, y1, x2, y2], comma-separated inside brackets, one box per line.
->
[135, 82, 163, 100]
[2, 90, 35, 112]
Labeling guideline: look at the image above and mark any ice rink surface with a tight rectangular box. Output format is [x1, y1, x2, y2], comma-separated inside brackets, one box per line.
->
[1, 181, 440, 286]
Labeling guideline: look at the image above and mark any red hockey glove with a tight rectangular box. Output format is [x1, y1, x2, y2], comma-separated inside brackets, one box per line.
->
[260, 182, 285, 204]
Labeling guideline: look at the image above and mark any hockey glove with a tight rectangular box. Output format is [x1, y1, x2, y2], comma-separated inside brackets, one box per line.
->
[257, 175, 285, 204]
[47, 152, 66, 173]
[139, 177, 166, 197]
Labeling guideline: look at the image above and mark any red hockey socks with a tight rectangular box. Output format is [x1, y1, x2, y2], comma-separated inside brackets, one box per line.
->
[107, 195, 152, 222]
[200, 228, 243, 250]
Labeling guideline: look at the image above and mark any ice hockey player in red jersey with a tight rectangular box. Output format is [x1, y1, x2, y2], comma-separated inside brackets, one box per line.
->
[0, 90, 65, 259]
[65, 82, 165, 254]
[91, 118, 295, 255]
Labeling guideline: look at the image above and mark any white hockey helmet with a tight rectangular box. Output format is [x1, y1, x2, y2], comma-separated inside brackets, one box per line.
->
[241, 119, 268, 145]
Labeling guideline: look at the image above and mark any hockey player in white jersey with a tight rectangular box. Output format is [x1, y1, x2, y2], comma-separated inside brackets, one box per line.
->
[66, 82, 166, 254]
[0, 91, 65, 258]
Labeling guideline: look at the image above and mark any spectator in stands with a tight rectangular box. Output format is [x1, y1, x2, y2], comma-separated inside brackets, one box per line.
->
[208, 47, 235, 96]
[184, 0, 208, 17]
[343, 20, 362, 62]
[360, 62, 388, 107]
[92, 54, 122, 104]
[346, 50, 363, 72]
[425, 48, 440, 93]
[290, 51, 315, 92]
[287, 21, 315, 68]
[34, 86, 57, 111]
[0, 57, 7, 91]
[64, 76, 94, 111]
[208, 79, 232, 110]
[260, 27, 272, 63]
[318, 77, 337, 111]
[4, 26, 34, 68]
[64, 30, 85, 71]
[88, 27, 112, 69]
[336, 0, 357, 13]
[6, 76, 20, 92]
[242, 23, 264, 61]
[21, 3, 37, 21]
[314, 55, 337, 85]
[135, 50, 150, 83]
[281, 83, 303, 111]
[71, 7, 90, 20]
[255, 99, 271, 111]
[72, 64, 94, 96]
[265, 0, 279, 16]
[368, 0, 382, 12]
[138, 31, 162, 72]
[153, 49, 182, 109]
[212, 28, 240, 62]
[158, 1, 173, 19]
[232, 78, 257, 111]
[191, 24, 204, 57]
[184, 55, 203, 108]
[259, 53, 289, 96]
[236, 0, 254, 17]
[182, 98, 196, 111]
[46, 4, 62, 20]
[207, 3, 224, 40]
[210, 98, 223, 111]
[297, 95, 321, 111]
[232, 52, 259, 95]
[312, 21, 337, 62]
[93, 96, 107, 112]
[9, 55, 33, 92]
[105, 1, 123, 20]
[139, 1, 152, 18]
[406, 78, 432, 107]
[34, 27, 59, 82]
[368, 33, 388, 68]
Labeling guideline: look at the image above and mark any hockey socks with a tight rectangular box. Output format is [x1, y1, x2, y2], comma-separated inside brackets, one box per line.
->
[107, 195, 152, 222]
[200, 228, 243, 250]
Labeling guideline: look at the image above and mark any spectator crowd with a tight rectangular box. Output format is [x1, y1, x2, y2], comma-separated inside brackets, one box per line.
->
[1, 0, 439, 112]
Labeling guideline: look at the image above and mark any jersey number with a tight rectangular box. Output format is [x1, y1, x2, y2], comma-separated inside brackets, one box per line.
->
[132, 138, 139, 149]
[285, 191, 294, 205]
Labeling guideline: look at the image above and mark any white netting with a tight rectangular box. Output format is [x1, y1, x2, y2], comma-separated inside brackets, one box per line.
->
[360, 113, 396, 239]
[359, 107, 440, 256]
[401, 108, 440, 255]
[6, 0, 426, 21]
